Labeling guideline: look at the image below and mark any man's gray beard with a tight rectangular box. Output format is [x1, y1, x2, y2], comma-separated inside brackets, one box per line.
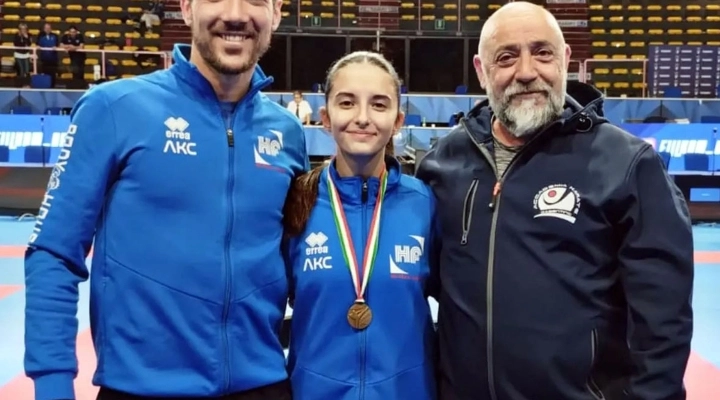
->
[487, 81, 567, 138]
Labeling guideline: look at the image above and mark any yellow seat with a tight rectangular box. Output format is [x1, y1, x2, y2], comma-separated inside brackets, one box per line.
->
[595, 82, 611, 89]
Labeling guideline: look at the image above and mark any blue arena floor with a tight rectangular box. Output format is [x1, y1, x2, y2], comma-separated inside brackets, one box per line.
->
[0, 218, 718, 399]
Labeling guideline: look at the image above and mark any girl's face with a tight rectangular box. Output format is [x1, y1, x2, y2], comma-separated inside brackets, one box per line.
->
[321, 62, 404, 158]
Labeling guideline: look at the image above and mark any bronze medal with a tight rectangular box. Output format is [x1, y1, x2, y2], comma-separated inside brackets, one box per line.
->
[347, 302, 373, 330]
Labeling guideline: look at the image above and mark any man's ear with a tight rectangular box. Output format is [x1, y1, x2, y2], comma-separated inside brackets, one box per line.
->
[473, 54, 487, 89]
[180, 0, 192, 27]
[564, 44, 572, 71]
[272, 0, 283, 31]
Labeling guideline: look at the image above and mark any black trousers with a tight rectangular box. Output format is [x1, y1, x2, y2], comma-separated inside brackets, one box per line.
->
[96, 380, 292, 400]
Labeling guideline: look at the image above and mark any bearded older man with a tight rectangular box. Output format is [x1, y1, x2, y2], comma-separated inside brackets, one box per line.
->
[417, 2, 694, 400]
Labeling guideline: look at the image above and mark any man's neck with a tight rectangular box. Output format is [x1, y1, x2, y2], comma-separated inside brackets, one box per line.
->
[190, 48, 254, 103]
[334, 151, 385, 179]
[492, 118, 526, 147]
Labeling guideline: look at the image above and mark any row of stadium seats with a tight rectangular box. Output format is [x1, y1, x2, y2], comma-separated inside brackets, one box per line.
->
[590, 2, 720, 14]
[0, 0, 163, 83]
[589, 1, 720, 96]
[282, 0, 503, 31]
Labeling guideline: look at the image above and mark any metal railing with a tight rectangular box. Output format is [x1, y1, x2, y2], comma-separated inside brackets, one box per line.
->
[1, 45, 652, 95]
[0, 45, 171, 79]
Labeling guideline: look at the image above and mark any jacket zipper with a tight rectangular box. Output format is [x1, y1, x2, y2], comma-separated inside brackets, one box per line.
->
[222, 115, 236, 393]
[461, 118, 545, 400]
[459, 113, 583, 400]
[461, 120, 501, 400]
[359, 180, 369, 400]
[460, 179, 479, 245]
[588, 329, 605, 399]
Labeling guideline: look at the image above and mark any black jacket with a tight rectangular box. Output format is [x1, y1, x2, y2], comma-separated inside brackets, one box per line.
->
[417, 82, 694, 400]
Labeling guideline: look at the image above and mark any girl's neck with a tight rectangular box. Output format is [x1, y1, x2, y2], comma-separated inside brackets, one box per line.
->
[334, 150, 385, 179]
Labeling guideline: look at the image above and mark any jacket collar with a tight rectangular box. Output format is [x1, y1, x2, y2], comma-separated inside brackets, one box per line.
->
[464, 81, 607, 143]
[319, 156, 403, 206]
[169, 43, 274, 102]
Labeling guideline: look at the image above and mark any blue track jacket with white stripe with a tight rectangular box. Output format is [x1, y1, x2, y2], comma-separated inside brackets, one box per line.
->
[285, 157, 438, 400]
[24, 44, 308, 400]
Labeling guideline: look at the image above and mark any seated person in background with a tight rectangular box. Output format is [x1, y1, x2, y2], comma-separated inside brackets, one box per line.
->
[140, 0, 166, 34]
[286, 90, 313, 125]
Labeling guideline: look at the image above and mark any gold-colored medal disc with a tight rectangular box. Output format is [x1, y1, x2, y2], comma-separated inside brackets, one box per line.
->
[347, 302, 373, 330]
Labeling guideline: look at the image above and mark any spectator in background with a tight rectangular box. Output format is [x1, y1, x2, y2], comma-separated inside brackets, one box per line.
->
[61, 26, 85, 83]
[37, 22, 60, 87]
[13, 23, 32, 80]
[286, 90, 313, 125]
[140, 0, 166, 34]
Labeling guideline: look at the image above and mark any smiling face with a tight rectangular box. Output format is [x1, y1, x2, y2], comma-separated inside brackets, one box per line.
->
[180, 0, 282, 75]
[321, 56, 404, 159]
[474, 4, 571, 137]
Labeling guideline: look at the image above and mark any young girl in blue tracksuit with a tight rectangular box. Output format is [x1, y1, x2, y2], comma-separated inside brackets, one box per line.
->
[282, 51, 438, 400]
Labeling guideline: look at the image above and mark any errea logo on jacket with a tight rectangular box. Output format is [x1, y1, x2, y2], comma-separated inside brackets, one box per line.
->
[163, 117, 197, 156]
[304, 231, 332, 271]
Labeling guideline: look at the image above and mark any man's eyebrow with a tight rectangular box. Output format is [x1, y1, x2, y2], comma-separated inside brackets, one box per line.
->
[494, 40, 555, 56]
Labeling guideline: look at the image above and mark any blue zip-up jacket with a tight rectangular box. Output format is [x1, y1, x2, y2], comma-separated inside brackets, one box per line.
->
[285, 158, 438, 400]
[24, 44, 309, 400]
[416, 82, 694, 400]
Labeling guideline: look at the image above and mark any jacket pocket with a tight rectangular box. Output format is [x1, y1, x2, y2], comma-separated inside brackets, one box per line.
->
[460, 179, 479, 245]
[587, 329, 606, 400]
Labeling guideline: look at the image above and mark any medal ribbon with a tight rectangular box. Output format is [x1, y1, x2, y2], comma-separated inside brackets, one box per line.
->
[327, 167, 388, 303]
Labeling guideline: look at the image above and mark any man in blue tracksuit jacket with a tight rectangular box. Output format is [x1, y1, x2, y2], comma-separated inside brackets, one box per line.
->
[24, 7, 308, 399]
[284, 157, 437, 400]
[416, 3, 694, 400]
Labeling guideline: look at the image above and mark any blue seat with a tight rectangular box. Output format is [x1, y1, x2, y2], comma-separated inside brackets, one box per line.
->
[662, 86, 682, 98]
[0, 145, 9, 163]
[10, 106, 32, 114]
[45, 107, 64, 115]
[683, 153, 709, 172]
[24, 146, 51, 164]
[31, 74, 53, 89]
[404, 114, 422, 126]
